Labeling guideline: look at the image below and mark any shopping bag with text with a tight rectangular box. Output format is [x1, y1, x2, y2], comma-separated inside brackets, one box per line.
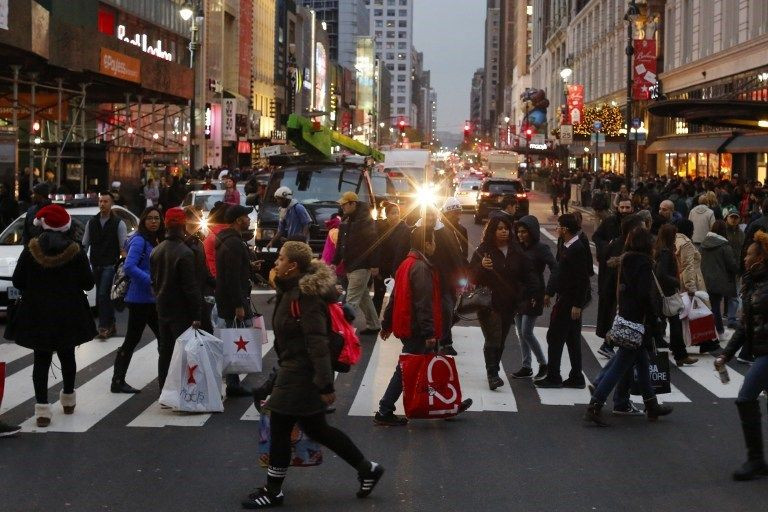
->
[399, 353, 463, 419]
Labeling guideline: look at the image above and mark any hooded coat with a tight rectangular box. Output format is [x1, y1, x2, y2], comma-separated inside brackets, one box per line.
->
[334, 201, 380, 272]
[469, 237, 535, 313]
[267, 261, 337, 417]
[688, 204, 715, 244]
[700, 232, 739, 297]
[7, 231, 96, 350]
[516, 215, 557, 316]
[675, 233, 707, 295]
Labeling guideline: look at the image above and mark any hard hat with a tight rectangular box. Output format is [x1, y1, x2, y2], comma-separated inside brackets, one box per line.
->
[274, 186, 293, 199]
[442, 197, 462, 212]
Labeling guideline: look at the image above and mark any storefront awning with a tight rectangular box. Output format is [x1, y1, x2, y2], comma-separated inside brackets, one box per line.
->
[648, 99, 768, 131]
[725, 133, 768, 153]
[645, 135, 732, 154]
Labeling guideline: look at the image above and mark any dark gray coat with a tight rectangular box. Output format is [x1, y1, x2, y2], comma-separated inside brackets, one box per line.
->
[267, 261, 337, 417]
[700, 232, 739, 297]
[150, 234, 201, 323]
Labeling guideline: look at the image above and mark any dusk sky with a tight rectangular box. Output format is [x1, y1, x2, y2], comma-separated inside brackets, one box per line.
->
[413, 0, 485, 135]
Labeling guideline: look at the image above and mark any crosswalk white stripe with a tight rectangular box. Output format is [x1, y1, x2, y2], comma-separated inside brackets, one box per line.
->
[0, 343, 33, 365]
[20, 340, 160, 433]
[582, 331, 691, 403]
[667, 352, 745, 398]
[452, 326, 517, 412]
[1, 336, 125, 415]
[348, 335, 405, 416]
[133, 335, 276, 428]
[532, 327, 592, 405]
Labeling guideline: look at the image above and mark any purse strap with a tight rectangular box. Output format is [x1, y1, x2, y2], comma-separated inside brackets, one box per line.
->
[651, 270, 665, 297]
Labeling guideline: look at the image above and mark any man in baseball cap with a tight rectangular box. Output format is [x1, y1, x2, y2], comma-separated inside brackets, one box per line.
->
[267, 186, 311, 249]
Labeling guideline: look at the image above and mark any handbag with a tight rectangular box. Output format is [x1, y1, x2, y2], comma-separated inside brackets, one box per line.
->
[652, 271, 685, 317]
[454, 286, 492, 318]
[258, 404, 323, 467]
[631, 341, 672, 396]
[606, 258, 645, 349]
[110, 236, 146, 312]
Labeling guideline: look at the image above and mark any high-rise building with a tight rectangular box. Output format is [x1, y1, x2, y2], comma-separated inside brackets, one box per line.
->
[497, 0, 532, 135]
[298, 0, 369, 70]
[470, 69, 485, 130]
[365, 0, 414, 126]
[483, 1, 501, 136]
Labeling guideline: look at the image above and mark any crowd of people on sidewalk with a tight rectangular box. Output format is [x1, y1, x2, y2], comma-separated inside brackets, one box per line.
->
[4, 166, 768, 508]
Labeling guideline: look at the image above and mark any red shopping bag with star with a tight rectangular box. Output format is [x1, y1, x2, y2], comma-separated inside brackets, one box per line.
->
[216, 316, 266, 374]
[399, 353, 463, 419]
[159, 327, 225, 413]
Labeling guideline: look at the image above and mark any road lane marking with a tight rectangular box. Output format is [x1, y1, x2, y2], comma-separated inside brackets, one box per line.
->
[582, 330, 691, 403]
[0, 343, 32, 364]
[532, 327, 592, 406]
[1, 337, 125, 415]
[21, 340, 160, 433]
[667, 351, 744, 398]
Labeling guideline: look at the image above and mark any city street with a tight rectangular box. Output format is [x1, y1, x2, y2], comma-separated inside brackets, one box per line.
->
[1, 191, 767, 512]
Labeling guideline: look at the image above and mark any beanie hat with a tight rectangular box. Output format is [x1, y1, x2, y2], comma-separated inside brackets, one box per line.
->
[164, 207, 187, 228]
[33, 204, 71, 232]
[442, 197, 462, 212]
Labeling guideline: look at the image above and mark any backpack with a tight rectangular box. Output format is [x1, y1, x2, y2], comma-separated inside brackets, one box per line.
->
[290, 299, 361, 373]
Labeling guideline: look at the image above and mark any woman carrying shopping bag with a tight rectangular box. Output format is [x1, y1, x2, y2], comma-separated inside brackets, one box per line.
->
[469, 216, 535, 390]
[241, 242, 383, 509]
[716, 231, 768, 480]
[110, 207, 164, 393]
[700, 220, 739, 342]
[585, 227, 673, 426]
[5, 205, 96, 427]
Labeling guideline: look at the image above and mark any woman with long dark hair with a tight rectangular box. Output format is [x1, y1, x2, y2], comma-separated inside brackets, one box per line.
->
[654, 224, 698, 366]
[110, 207, 164, 393]
[469, 216, 534, 390]
[716, 232, 768, 480]
[585, 227, 673, 426]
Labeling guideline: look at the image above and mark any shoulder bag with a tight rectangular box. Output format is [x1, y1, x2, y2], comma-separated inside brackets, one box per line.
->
[652, 270, 685, 317]
[605, 258, 644, 349]
[454, 286, 492, 319]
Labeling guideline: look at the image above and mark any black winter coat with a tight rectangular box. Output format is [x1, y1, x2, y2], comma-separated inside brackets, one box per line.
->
[596, 238, 624, 338]
[432, 224, 466, 291]
[151, 235, 201, 324]
[469, 239, 535, 313]
[724, 264, 768, 360]
[549, 236, 592, 309]
[377, 220, 410, 278]
[382, 251, 439, 341]
[334, 201, 380, 272]
[517, 215, 557, 316]
[215, 228, 252, 319]
[7, 232, 96, 350]
[654, 248, 680, 296]
[267, 261, 337, 416]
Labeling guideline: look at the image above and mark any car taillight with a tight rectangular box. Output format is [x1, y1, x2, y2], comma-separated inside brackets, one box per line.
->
[516, 193, 527, 199]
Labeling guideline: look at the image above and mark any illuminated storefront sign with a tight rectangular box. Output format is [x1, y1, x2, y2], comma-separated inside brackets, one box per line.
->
[314, 43, 327, 111]
[116, 24, 173, 61]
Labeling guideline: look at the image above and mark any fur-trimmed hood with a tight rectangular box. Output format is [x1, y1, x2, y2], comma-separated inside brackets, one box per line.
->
[28, 234, 80, 268]
[298, 260, 337, 297]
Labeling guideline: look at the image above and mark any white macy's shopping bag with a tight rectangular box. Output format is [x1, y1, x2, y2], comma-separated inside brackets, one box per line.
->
[217, 317, 267, 374]
[159, 327, 225, 413]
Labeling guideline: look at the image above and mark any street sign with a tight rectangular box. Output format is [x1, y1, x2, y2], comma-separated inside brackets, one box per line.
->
[632, 117, 641, 129]
[593, 121, 602, 132]
[259, 145, 282, 157]
[590, 133, 605, 144]
[532, 134, 545, 145]
[560, 124, 573, 145]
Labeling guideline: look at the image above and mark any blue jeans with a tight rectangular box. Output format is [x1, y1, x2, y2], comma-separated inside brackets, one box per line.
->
[592, 354, 636, 409]
[710, 293, 725, 335]
[727, 296, 740, 326]
[93, 265, 116, 329]
[514, 314, 546, 368]
[592, 346, 655, 404]
[737, 355, 768, 402]
[378, 338, 427, 415]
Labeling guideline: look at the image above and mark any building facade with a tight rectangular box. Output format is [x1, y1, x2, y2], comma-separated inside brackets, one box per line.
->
[297, 0, 369, 70]
[365, 0, 413, 125]
[483, 1, 500, 137]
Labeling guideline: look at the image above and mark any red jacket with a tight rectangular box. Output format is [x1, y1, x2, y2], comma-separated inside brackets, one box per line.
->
[203, 224, 226, 277]
[387, 251, 442, 341]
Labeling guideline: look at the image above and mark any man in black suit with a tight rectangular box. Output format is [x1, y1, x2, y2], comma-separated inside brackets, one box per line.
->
[536, 214, 593, 389]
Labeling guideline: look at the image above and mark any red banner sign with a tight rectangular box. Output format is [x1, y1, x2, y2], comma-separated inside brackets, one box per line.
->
[566, 84, 584, 125]
[632, 39, 657, 100]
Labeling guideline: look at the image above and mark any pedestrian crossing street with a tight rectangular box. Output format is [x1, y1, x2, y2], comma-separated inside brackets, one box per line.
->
[0, 325, 749, 434]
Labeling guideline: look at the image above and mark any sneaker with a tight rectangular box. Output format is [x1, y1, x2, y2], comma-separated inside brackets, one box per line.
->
[597, 343, 615, 359]
[374, 411, 408, 426]
[612, 403, 644, 416]
[242, 487, 284, 509]
[562, 377, 587, 389]
[357, 462, 385, 498]
[533, 364, 548, 381]
[0, 421, 21, 438]
[511, 367, 533, 379]
[534, 378, 563, 389]
[487, 374, 504, 390]
[96, 328, 109, 340]
[737, 354, 756, 365]
[675, 356, 699, 367]
[440, 345, 458, 356]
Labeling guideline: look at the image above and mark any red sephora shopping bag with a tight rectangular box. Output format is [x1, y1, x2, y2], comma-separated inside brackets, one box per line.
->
[399, 353, 463, 419]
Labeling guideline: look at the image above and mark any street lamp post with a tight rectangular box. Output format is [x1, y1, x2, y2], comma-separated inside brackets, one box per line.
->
[624, 0, 640, 187]
[180, 1, 202, 174]
[560, 67, 572, 173]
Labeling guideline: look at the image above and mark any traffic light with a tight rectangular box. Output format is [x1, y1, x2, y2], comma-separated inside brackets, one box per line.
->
[463, 122, 472, 141]
[398, 119, 407, 133]
[525, 127, 533, 139]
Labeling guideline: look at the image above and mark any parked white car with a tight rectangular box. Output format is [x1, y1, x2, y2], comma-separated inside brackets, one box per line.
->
[180, 189, 258, 242]
[0, 204, 139, 312]
[454, 179, 482, 210]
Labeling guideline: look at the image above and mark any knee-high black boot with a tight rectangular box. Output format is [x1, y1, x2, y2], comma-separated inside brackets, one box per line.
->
[111, 348, 141, 394]
[733, 400, 768, 481]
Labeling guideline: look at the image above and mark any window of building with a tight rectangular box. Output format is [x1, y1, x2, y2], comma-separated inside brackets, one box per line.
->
[386, 31, 395, 38]
[375, 30, 382, 38]
[375, 20, 383, 28]
[398, 20, 407, 27]
[398, 63, 406, 70]
[397, 74, 406, 82]
[397, 85, 406, 93]
[386, 63, 394, 71]
[681, 0, 692, 63]
[386, 20, 394, 27]
[398, 96, 406, 103]
[399, 0, 407, 5]
[385, 41, 394, 49]
[399, 9, 407, 16]
[387, 9, 396, 16]
[374, 9, 383, 16]
[386, 52, 394, 60]
[397, 107, 406, 114]
[398, 42, 407, 49]
[398, 31, 407, 38]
